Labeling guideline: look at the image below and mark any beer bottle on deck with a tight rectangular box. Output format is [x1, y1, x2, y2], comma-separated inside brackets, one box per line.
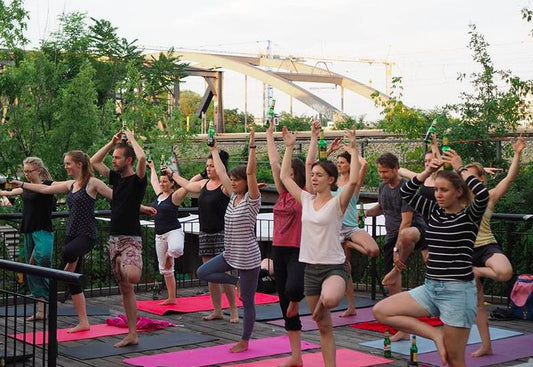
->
[409, 335, 418, 365]
[383, 329, 392, 358]
[318, 130, 328, 161]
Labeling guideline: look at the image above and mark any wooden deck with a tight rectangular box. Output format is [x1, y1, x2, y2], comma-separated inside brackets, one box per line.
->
[18, 287, 533, 366]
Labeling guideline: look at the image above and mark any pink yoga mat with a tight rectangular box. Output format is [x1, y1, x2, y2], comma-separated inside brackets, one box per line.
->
[137, 292, 279, 315]
[226, 348, 392, 367]
[267, 307, 376, 331]
[123, 335, 319, 367]
[417, 334, 533, 367]
[11, 323, 166, 344]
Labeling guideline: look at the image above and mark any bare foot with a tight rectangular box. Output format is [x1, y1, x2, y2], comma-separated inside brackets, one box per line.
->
[471, 345, 493, 358]
[434, 332, 448, 366]
[286, 301, 299, 318]
[26, 312, 46, 321]
[340, 306, 357, 318]
[230, 339, 249, 353]
[390, 330, 410, 342]
[229, 308, 240, 323]
[279, 355, 303, 367]
[312, 300, 326, 323]
[202, 311, 224, 321]
[114, 334, 139, 348]
[67, 323, 90, 333]
[382, 268, 401, 288]
[159, 299, 177, 305]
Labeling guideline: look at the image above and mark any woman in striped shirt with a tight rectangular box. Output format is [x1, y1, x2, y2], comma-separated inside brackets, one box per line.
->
[373, 149, 489, 367]
[196, 131, 261, 353]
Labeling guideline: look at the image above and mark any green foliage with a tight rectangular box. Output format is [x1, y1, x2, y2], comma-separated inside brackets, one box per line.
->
[332, 115, 368, 130]
[224, 108, 254, 133]
[0, 0, 29, 49]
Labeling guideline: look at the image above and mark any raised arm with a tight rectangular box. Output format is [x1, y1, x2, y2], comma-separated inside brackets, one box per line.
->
[247, 130, 260, 200]
[490, 136, 525, 203]
[148, 160, 162, 196]
[354, 156, 368, 196]
[210, 145, 232, 196]
[327, 137, 342, 158]
[169, 170, 205, 194]
[266, 122, 284, 193]
[398, 167, 417, 179]
[280, 126, 303, 203]
[91, 132, 121, 179]
[12, 180, 71, 195]
[338, 127, 360, 214]
[305, 119, 321, 193]
[124, 130, 146, 179]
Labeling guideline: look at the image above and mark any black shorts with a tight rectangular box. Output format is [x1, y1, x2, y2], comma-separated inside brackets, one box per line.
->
[472, 243, 503, 267]
[383, 225, 426, 274]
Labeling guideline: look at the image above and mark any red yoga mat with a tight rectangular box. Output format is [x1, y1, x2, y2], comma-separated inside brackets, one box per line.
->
[225, 348, 392, 367]
[137, 292, 279, 315]
[11, 323, 173, 345]
[350, 316, 443, 334]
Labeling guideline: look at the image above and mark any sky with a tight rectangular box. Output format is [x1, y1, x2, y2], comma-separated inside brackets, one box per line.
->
[22, 0, 533, 122]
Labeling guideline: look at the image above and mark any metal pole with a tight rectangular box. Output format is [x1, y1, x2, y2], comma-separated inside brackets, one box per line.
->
[48, 280, 57, 367]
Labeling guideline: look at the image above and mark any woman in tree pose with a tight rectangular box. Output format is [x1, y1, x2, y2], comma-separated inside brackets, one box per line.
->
[466, 136, 525, 358]
[196, 131, 261, 353]
[373, 149, 489, 367]
[280, 125, 359, 367]
[13, 151, 113, 333]
[148, 158, 188, 305]
[0, 157, 55, 321]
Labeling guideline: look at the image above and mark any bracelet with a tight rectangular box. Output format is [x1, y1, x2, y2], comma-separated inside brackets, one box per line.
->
[456, 167, 468, 175]
[249, 145, 257, 149]
[21, 182, 24, 188]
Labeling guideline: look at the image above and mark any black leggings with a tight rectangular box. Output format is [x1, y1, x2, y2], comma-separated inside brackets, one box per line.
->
[62, 235, 95, 295]
[272, 246, 305, 331]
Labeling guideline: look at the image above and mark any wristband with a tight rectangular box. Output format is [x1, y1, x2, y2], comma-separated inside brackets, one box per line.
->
[456, 167, 468, 175]
[249, 145, 257, 149]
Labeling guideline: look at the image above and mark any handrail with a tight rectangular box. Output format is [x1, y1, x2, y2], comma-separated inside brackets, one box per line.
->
[0, 259, 84, 284]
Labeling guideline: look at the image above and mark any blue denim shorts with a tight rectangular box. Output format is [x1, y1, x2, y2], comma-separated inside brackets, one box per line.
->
[408, 278, 476, 328]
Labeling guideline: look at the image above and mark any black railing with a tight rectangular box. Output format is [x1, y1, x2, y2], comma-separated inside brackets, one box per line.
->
[0, 259, 83, 367]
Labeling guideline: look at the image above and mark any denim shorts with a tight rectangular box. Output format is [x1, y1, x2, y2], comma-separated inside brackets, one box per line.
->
[408, 278, 476, 328]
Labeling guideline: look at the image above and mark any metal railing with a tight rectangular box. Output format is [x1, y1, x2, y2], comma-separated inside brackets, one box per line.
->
[0, 259, 83, 367]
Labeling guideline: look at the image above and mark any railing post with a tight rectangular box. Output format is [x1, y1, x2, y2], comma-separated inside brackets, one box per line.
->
[371, 216, 377, 300]
[48, 279, 58, 367]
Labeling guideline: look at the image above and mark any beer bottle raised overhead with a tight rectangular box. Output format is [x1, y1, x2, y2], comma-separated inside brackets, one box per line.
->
[441, 136, 452, 170]
[424, 120, 437, 143]
[207, 121, 216, 147]
[318, 130, 328, 161]
[357, 202, 366, 229]
[264, 99, 276, 128]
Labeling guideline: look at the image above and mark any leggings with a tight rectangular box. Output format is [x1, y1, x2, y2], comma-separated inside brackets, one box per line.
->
[62, 235, 95, 295]
[272, 246, 305, 331]
[197, 253, 260, 340]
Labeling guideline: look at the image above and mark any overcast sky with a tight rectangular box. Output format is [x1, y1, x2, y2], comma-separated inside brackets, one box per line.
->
[23, 0, 533, 121]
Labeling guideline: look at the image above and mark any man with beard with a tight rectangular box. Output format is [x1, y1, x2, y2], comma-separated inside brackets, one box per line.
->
[91, 130, 148, 347]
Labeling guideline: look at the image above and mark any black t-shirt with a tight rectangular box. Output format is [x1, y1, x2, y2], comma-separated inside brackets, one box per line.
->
[109, 171, 147, 236]
[21, 180, 55, 233]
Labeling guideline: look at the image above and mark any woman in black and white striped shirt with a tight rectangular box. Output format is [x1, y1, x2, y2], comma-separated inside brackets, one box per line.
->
[373, 149, 489, 367]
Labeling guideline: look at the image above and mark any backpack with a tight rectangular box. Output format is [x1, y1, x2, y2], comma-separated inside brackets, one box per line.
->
[509, 274, 533, 320]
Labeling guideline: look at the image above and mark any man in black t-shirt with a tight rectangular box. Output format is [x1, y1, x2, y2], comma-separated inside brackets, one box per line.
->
[91, 130, 148, 348]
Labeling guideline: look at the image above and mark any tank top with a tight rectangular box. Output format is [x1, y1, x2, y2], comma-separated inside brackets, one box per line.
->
[66, 183, 97, 240]
[21, 180, 55, 233]
[475, 208, 497, 247]
[332, 185, 358, 227]
[198, 181, 230, 233]
[151, 193, 181, 235]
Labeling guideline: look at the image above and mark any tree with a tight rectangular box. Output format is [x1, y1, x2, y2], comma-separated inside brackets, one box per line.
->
[0, 0, 29, 49]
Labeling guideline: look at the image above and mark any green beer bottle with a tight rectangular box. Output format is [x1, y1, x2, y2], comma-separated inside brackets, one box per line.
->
[383, 329, 392, 358]
[318, 130, 328, 161]
[441, 136, 452, 170]
[357, 202, 366, 229]
[424, 120, 436, 143]
[207, 121, 216, 147]
[264, 99, 276, 128]
[409, 335, 418, 365]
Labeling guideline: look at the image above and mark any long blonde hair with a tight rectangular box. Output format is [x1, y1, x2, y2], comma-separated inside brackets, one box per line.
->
[23, 157, 52, 181]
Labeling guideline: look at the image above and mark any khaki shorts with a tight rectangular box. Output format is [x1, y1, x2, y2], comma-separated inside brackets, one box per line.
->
[304, 263, 349, 296]
[109, 235, 143, 282]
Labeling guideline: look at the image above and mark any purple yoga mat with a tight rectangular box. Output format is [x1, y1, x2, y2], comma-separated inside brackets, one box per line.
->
[417, 334, 533, 367]
[123, 335, 320, 367]
[267, 307, 375, 331]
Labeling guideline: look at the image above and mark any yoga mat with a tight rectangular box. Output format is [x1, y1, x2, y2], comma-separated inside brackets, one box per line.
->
[267, 307, 376, 331]
[359, 325, 523, 355]
[12, 322, 175, 344]
[417, 334, 533, 367]
[225, 348, 392, 367]
[351, 316, 443, 334]
[137, 292, 279, 315]
[225, 296, 375, 321]
[59, 330, 216, 360]
[123, 335, 320, 367]
[0, 349, 33, 364]
[0, 304, 109, 317]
